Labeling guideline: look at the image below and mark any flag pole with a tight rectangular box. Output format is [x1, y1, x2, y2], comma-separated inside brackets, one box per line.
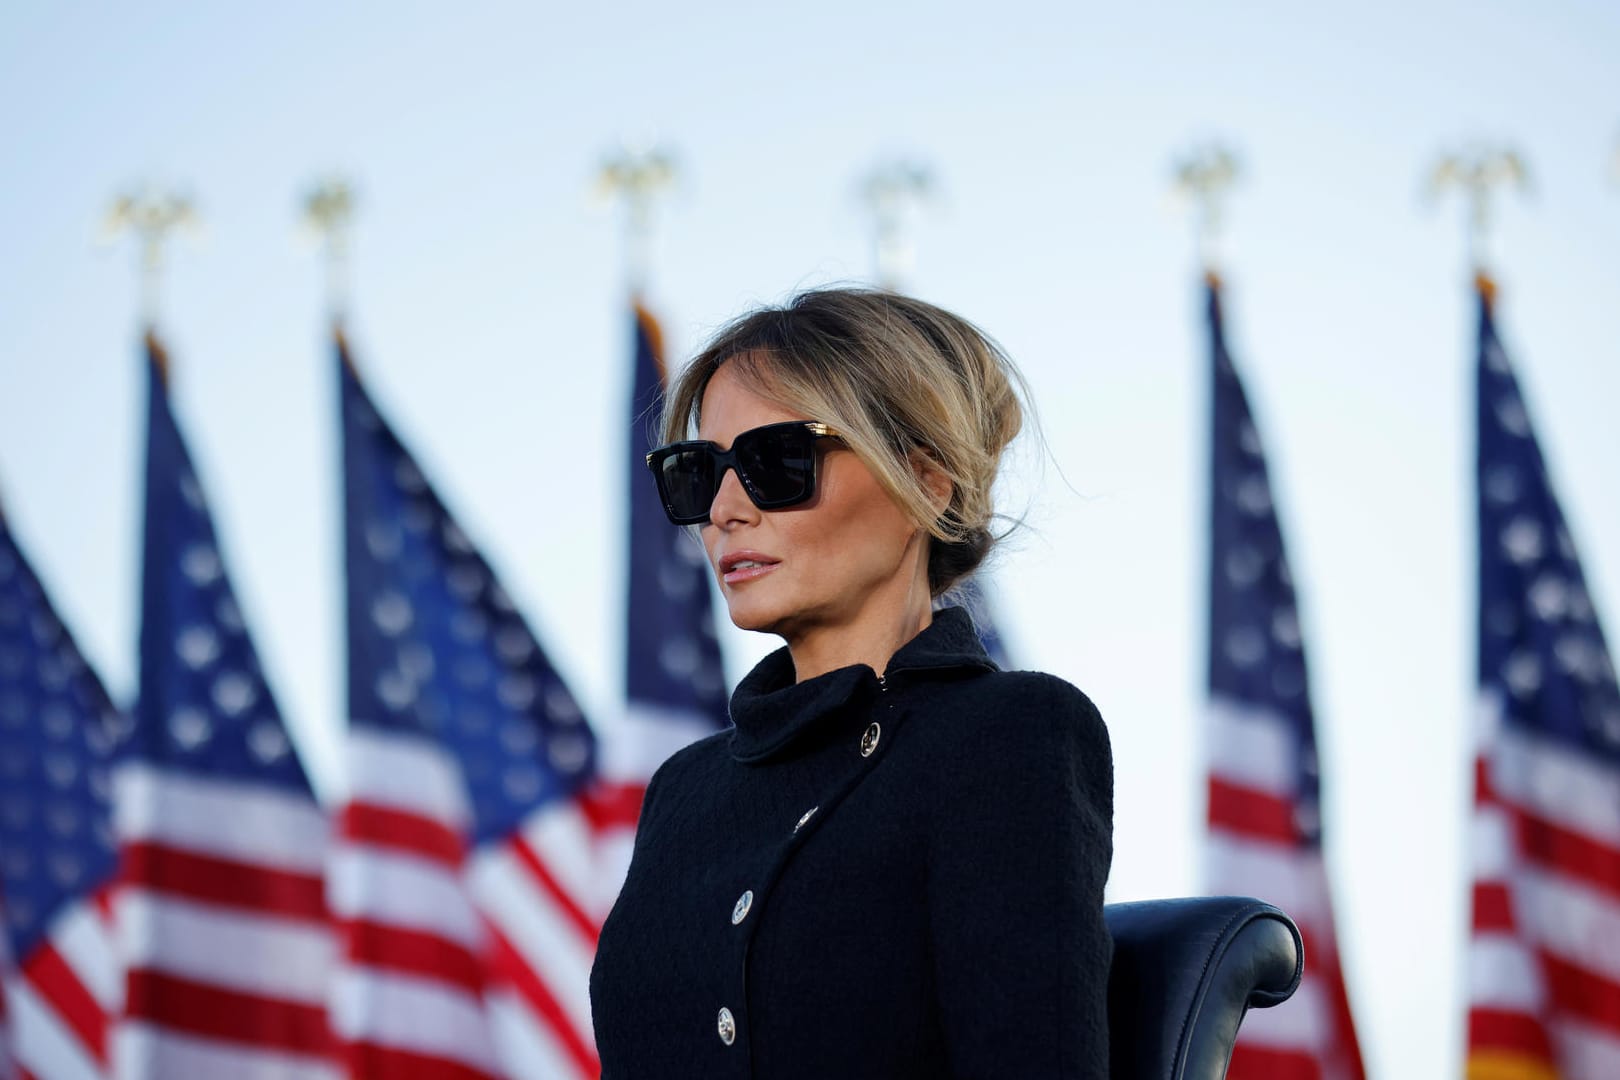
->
[1425, 145, 1530, 293]
[100, 185, 198, 343]
[1170, 143, 1240, 288]
[857, 158, 932, 291]
[301, 176, 357, 341]
[596, 145, 677, 304]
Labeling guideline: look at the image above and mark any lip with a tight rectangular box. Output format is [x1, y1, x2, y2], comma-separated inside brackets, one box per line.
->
[718, 549, 781, 585]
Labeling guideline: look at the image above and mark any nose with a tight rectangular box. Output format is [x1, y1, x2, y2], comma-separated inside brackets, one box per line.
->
[706, 464, 758, 530]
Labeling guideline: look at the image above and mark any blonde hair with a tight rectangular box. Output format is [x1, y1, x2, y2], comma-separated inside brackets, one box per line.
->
[661, 287, 1027, 597]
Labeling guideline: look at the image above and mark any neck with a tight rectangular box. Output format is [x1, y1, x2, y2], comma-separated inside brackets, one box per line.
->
[785, 557, 935, 683]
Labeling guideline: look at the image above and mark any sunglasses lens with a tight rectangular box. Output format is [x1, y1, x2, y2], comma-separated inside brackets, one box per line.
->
[658, 448, 717, 522]
[737, 426, 816, 507]
[649, 424, 827, 524]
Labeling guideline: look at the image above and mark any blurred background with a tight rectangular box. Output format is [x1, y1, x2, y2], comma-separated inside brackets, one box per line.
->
[2, 2, 1619, 1077]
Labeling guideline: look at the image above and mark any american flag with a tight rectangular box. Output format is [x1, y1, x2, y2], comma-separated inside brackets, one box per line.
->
[334, 331, 607, 1079]
[1200, 276, 1366, 1080]
[0, 498, 122, 1080]
[1465, 274, 1620, 1079]
[602, 301, 728, 856]
[120, 332, 336, 1080]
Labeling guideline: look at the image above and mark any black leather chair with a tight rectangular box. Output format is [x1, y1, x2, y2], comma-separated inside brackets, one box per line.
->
[1105, 896, 1304, 1080]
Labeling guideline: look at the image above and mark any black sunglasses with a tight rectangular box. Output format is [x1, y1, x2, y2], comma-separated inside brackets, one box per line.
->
[645, 421, 844, 526]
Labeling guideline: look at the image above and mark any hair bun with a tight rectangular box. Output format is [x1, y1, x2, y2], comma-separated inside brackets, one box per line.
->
[927, 527, 993, 595]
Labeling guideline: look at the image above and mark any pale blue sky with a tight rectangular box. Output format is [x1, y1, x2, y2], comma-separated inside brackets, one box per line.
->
[3, 3, 1618, 1075]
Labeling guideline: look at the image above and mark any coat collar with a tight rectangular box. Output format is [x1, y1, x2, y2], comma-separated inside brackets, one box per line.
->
[726, 605, 997, 764]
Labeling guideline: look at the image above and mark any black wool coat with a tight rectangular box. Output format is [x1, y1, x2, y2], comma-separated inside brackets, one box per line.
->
[589, 605, 1114, 1079]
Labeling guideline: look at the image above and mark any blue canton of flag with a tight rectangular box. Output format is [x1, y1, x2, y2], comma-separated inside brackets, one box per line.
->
[1475, 279, 1620, 795]
[1205, 281, 1321, 833]
[124, 333, 335, 1077]
[335, 332, 606, 1080]
[134, 337, 312, 790]
[1201, 276, 1366, 1080]
[0, 499, 121, 1080]
[340, 342, 595, 839]
[625, 304, 728, 736]
[1465, 276, 1620, 1078]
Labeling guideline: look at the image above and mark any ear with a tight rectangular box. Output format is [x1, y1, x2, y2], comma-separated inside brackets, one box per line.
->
[909, 449, 954, 518]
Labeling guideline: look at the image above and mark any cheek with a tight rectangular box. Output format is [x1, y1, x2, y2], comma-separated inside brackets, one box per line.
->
[787, 460, 915, 562]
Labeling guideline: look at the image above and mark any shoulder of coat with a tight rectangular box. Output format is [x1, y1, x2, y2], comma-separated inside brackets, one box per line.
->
[922, 669, 1110, 761]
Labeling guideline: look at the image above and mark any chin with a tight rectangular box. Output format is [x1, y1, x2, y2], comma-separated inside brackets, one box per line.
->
[720, 588, 795, 636]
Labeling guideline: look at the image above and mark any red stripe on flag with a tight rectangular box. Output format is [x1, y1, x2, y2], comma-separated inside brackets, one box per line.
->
[341, 804, 465, 868]
[341, 919, 484, 997]
[22, 941, 106, 1065]
[1208, 778, 1297, 844]
[1540, 952, 1620, 1029]
[577, 780, 644, 833]
[486, 923, 600, 1078]
[1472, 882, 1516, 932]
[1514, 808, 1620, 902]
[508, 835, 600, 944]
[1469, 1007, 1555, 1060]
[344, 1041, 501, 1080]
[121, 841, 325, 920]
[1475, 756, 1497, 805]
[1228, 1042, 1321, 1080]
[125, 969, 333, 1056]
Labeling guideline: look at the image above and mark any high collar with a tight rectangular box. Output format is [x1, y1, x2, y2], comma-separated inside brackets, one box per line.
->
[726, 605, 997, 764]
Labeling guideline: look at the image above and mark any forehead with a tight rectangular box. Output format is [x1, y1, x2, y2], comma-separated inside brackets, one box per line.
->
[696, 360, 808, 445]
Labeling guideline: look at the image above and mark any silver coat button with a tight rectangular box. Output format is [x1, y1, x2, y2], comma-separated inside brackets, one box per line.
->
[731, 890, 754, 925]
[717, 1006, 736, 1045]
[794, 806, 818, 833]
[860, 721, 881, 757]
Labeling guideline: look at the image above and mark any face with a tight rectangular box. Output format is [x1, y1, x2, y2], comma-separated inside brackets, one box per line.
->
[696, 361, 929, 642]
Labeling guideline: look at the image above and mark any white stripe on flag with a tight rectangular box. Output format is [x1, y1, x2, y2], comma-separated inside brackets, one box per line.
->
[1207, 697, 1299, 798]
[1471, 803, 1514, 879]
[599, 704, 715, 784]
[1551, 1017, 1620, 1080]
[328, 846, 482, 948]
[1233, 974, 1329, 1051]
[1469, 932, 1546, 1011]
[118, 889, 333, 1004]
[517, 802, 608, 919]
[594, 831, 637, 907]
[1516, 869, 1620, 986]
[114, 764, 328, 873]
[9, 974, 104, 1080]
[346, 730, 470, 828]
[1475, 689, 1505, 752]
[487, 990, 590, 1080]
[331, 966, 499, 1076]
[1491, 726, 1620, 847]
[1204, 834, 1330, 928]
[468, 844, 595, 1040]
[115, 1023, 341, 1080]
[50, 904, 121, 1013]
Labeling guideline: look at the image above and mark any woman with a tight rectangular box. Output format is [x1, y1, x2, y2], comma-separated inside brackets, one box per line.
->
[589, 288, 1113, 1079]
